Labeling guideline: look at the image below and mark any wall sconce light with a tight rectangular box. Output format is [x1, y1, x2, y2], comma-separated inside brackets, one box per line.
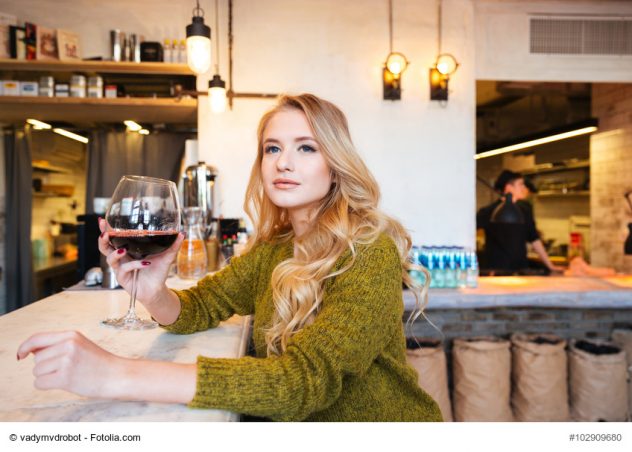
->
[430, 1, 459, 102]
[430, 53, 458, 101]
[383, 0, 408, 101]
[383, 51, 408, 101]
[186, 0, 212, 75]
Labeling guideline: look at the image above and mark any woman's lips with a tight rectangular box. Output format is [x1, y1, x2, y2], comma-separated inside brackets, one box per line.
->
[273, 178, 300, 189]
[273, 182, 300, 189]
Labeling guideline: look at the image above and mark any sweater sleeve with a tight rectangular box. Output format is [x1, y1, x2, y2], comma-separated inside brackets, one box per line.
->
[160, 244, 263, 334]
[187, 238, 403, 421]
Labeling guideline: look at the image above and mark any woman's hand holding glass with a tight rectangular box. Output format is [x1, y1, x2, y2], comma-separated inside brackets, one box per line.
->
[98, 217, 183, 307]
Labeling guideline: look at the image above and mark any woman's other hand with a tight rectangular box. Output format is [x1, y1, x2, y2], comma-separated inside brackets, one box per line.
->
[17, 331, 125, 399]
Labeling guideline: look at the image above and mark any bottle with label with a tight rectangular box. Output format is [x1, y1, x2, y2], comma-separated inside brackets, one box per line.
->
[424, 247, 436, 288]
[432, 247, 446, 289]
[457, 249, 468, 288]
[178, 39, 187, 64]
[466, 251, 479, 288]
[163, 39, 173, 63]
[568, 232, 584, 260]
[444, 248, 457, 288]
[177, 207, 208, 279]
[408, 246, 425, 286]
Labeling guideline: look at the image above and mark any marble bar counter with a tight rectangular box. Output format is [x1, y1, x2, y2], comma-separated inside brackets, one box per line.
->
[0, 277, 250, 422]
[403, 275, 632, 311]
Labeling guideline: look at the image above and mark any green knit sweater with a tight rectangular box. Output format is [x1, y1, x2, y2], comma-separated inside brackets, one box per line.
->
[162, 233, 442, 422]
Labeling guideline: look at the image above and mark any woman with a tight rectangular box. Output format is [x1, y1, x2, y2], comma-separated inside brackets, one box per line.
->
[17, 94, 442, 422]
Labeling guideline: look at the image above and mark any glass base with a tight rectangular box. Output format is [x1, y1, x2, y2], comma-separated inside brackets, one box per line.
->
[101, 315, 157, 330]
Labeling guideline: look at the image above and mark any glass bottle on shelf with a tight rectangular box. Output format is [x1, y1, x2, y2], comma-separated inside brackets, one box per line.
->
[177, 207, 208, 279]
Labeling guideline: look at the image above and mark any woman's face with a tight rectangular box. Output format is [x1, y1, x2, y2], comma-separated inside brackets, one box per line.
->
[261, 109, 332, 217]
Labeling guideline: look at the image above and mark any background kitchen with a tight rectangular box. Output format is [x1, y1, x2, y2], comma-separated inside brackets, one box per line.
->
[0, 0, 632, 423]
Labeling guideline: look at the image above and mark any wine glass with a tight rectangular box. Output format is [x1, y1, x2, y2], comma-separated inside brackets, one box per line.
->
[102, 175, 181, 330]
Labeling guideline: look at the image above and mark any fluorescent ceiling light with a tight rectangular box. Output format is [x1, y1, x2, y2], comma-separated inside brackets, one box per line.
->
[53, 128, 89, 144]
[139, 129, 150, 135]
[475, 125, 597, 160]
[26, 118, 52, 130]
[124, 120, 142, 132]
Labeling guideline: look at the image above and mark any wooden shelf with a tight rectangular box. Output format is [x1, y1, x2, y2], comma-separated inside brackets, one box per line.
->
[535, 190, 590, 197]
[522, 160, 589, 176]
[0, 59, 194, 75]
[33, 192, 72, 198]
[0, 96, 197, 124]
[32, 162, 70, 174]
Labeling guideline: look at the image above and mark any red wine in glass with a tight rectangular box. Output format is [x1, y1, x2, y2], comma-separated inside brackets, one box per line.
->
[109, 230, 179, 260]
[102, 175, 181, 330]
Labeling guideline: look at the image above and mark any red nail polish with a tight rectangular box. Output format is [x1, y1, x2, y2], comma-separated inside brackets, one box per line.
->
[117, 248, 125, 255]
[16, 353, 20, 361]
[142, 261, 151, 266]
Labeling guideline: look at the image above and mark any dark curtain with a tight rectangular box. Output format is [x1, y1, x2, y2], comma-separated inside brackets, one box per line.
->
[85, 130, 190, 211]
[4, 128, 33, 312]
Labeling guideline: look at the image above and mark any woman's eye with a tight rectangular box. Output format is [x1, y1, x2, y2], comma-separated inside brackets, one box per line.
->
[264, 145, 280, 154]
[299, 144, 316, 153]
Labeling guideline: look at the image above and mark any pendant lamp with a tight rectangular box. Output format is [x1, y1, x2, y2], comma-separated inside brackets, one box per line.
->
[186, 0, 212, 74]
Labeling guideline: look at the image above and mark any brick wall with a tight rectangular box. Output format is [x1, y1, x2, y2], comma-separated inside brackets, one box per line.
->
[407, 307, 632, 347]
[591, 83, 632, 273]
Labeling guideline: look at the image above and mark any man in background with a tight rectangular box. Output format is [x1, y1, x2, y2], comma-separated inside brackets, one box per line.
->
[477, 170, 562, 274]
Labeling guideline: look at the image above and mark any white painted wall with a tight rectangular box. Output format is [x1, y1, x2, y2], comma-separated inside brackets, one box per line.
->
[4, 0, 630, 252]
[475, 0, 632, 82]
[199, 0, 477, 247]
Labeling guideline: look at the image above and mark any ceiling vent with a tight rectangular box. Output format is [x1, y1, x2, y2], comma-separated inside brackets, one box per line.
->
[530, 16, 632, 55]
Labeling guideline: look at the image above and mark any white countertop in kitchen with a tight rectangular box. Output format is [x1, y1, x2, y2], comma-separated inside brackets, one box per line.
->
[0, 277, 250, 422]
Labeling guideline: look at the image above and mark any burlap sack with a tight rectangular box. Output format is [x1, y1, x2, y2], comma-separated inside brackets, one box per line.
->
[452, 336, 513, 421]
[611, 329, 632, 420]
[510, 333, 569, 421]
[569, 339, 629, 421]
[406, 339, 453, 421]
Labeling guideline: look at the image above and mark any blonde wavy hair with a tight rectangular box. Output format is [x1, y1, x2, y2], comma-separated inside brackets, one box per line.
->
[243, 93, 429, 356]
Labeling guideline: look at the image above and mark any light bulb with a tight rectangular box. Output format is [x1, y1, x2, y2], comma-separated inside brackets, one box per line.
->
[209, 86, 227, 113]
[186, 35, 212, 74]
[385, 52, 408, 75]
[434, 54, 459, 76]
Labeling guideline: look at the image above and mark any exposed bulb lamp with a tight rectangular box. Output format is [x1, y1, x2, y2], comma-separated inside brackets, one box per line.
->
[385, 52, 408, 76]
[208, 0, 227, 113]
[430, 53, 459, 102]
[430, 1, 459, 101]
[186, 0, 212, 74]
[209, 74, 227, 113]
[382, 0, 408, 100]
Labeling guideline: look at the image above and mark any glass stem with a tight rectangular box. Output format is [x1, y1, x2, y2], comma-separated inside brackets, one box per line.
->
[126, 268, 140, 319]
